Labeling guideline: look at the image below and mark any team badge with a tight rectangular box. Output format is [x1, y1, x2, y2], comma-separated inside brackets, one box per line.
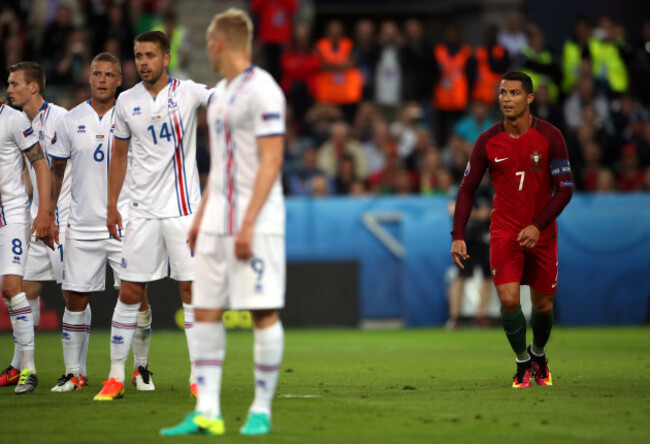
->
[133, 107, 141, 116]
[168, 98, 178, 110]
[77, 125, 86, 134]
[529, 150, 543, 172]
[121, 258, 127, 268]
[464, 161, 471, 176]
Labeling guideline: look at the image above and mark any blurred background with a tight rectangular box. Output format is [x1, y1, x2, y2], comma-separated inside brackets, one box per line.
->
[1, 0, 649, 331]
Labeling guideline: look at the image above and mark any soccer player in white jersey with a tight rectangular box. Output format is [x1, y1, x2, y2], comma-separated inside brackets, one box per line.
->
[48, 53, 153, 392]
[96, 31, 214, 401]
[0, 95, 54, 394]
[162, 8, 286, 436]
[1, 62, 75, 388]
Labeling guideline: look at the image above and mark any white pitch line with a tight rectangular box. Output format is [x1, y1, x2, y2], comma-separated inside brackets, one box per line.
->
[278, 394, 322, 398]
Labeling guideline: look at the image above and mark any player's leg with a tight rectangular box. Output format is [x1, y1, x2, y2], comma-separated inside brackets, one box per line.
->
[95, 219, 166, 401]
[446, 274, 467, 330]
[163, 215, 197, 394]
[1, 223, 38, 394]
[491, 238, 531, 387]
[476, 240, 493, 326]
[3, 279, 40, 382]
[52, 290, 89, 392]
[161, 232, 227, 436]
[524, 243, 558, 386]
[239, 235, 286, 436]
[131, 289, 154, 390]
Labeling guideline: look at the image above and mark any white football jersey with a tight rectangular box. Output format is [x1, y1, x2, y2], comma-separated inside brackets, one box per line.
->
[0, 104, 39, 226]
[25, 101, 70, 228]
[49, 101, 129, 240]
[112, 78, 213, 219]
[203, 65, 286, 236]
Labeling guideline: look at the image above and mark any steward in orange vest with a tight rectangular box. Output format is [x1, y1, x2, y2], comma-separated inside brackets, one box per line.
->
[314, 20, 364, 105]
[472, 26, 509, 106]
[433, 24, 476, 112]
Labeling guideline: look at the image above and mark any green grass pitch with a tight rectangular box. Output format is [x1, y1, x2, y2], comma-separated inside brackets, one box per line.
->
[1, 327, 649, 443]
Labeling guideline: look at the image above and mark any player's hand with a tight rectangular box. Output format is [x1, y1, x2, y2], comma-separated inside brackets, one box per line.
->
[107, 205, 123, 241]
[451, 240, 469, 270]
[50, 213, 60, 246]
[235, 222, 254, 261]
[32, 213, 54, 250]
[518, 225, 540, 248]
[187, 218, 201, 255]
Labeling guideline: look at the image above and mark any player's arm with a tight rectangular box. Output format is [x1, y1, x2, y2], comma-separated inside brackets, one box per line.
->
[518, 128, 573, 248]
[49, 157, 68, 245]
[107, 137, 129, 241]
[450, 134, 489, 269]
[188, 186, 209, 255]
[25, 143, 54, 249]
[235, 135, 283, 260]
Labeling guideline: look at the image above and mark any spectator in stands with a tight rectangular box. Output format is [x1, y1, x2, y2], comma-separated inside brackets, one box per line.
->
[311, 173, 331, 197]
[452, 100, 494, 145]
[405, 129, 436, 172]
[596, 168, 617, 192]
[362, 119, 394, 176]
[531, 83, 565, 132]
[564, 77, 611, 134]
[103, 4, 134, 59]
[368, 151, 400, 194]
[561, 16, 598, 95]
[418, 149, 442, 195]
[578, 140, 604, 191]
[349, 179, 368, 196]
[432, 22, 475, 147]
[592, 15, 629, 95]
[251, 0, 298, 83]
[498, 11, 527, 60]
[55, 28, 90, 86]
[631, 19, 650, 107]
[472, 24, 508, 107]
[632, 121, 650, 167]
[520, 23, 561, 103]
[281, 20, 320, 126]
[643, 166, 650, 191]
[314, 20, 364, 121]
[318, 120, 367, 180]
[304, 103, 343, 145]
[394, 169, 415, 195]
[351, 19, 379, 101]
[617, 144, 645, 191]
[374, 20, 402, 121]
[400, 18, 435, 121]
[152, 10, 191, 79]
[612, 93, 648, 153]
[287, 148, 330, 196]
[390, 102, 422, 161]
[40, 4, 75, 84]
[334, 154, 358, 195]
[352, 101, 381, 143]
[442, 134, 472, 183]
[0, 33, 24, 87]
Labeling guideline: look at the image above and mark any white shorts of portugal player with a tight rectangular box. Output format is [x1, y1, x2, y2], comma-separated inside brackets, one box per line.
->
[62, 235, 123, 292]
[119, 214, 195, 282]
[0, 223, 31, 277]
[192, 232, 286, 311]
[24, 230, 66, 283]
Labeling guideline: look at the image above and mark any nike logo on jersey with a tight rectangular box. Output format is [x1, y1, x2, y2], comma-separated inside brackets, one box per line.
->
[495, 157, 509, 163]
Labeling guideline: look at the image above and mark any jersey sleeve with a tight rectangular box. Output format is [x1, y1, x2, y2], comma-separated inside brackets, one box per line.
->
[45, 108, 67, 152]
[112, 96, 131, 140]
[186, 79, 215, 108]
[48, 115, 72, 159]
[11, 112, 39, 152]
[253, 80, 286, 138]
[532, 126, 573, 231]
[451, 132, 490, 241]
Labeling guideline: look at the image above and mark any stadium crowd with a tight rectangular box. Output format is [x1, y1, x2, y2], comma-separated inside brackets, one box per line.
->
[2, 1, 650, 196]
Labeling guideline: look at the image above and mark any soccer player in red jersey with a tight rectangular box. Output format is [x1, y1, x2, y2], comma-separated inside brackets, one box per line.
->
[451, 71, 573, 388]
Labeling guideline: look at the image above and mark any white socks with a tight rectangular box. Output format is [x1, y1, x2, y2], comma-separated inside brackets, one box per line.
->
[8, 296, 40, 370]
[183, 303, 197, 383]
[8, 293, 35, 372]
[193, 321, 226, 419]
[132, 307, 152, 369]
[62, 308, 86, 376]
[79, 304, 91, 377]
[250, 321, 284, 415]
[108, 299, 140, 383]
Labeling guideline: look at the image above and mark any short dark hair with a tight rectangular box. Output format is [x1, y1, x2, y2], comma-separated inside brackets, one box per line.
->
[134, 30, 170, 55]
[91, 52, 122, 75]
[8, 62, 46, 93]
[502, 71, 533, 95]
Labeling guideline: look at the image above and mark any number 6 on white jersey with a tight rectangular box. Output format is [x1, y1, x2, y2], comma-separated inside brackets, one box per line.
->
[516, 171, 525, 191]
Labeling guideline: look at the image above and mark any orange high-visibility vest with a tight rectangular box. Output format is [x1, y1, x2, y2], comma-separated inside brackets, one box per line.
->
[433, 43, 472, 111]
[472, 45, 506, 106]
[314, 37, 363, 105]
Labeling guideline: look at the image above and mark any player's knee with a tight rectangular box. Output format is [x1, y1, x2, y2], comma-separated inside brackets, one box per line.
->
[178, 281, 192, 304]
[532, 299, 554, 315]
[119, 282, 146, 304]
[65, 291, 89, 311]
[1, 278, 22, 299]
[498, 294, 520, 314]
[251, 309, 279, 329]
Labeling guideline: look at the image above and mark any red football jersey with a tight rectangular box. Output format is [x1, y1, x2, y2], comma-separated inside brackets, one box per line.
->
[452, 117, 573, 246]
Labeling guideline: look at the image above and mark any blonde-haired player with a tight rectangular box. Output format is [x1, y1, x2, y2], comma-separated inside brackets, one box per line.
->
[162, 8, 286, 436]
